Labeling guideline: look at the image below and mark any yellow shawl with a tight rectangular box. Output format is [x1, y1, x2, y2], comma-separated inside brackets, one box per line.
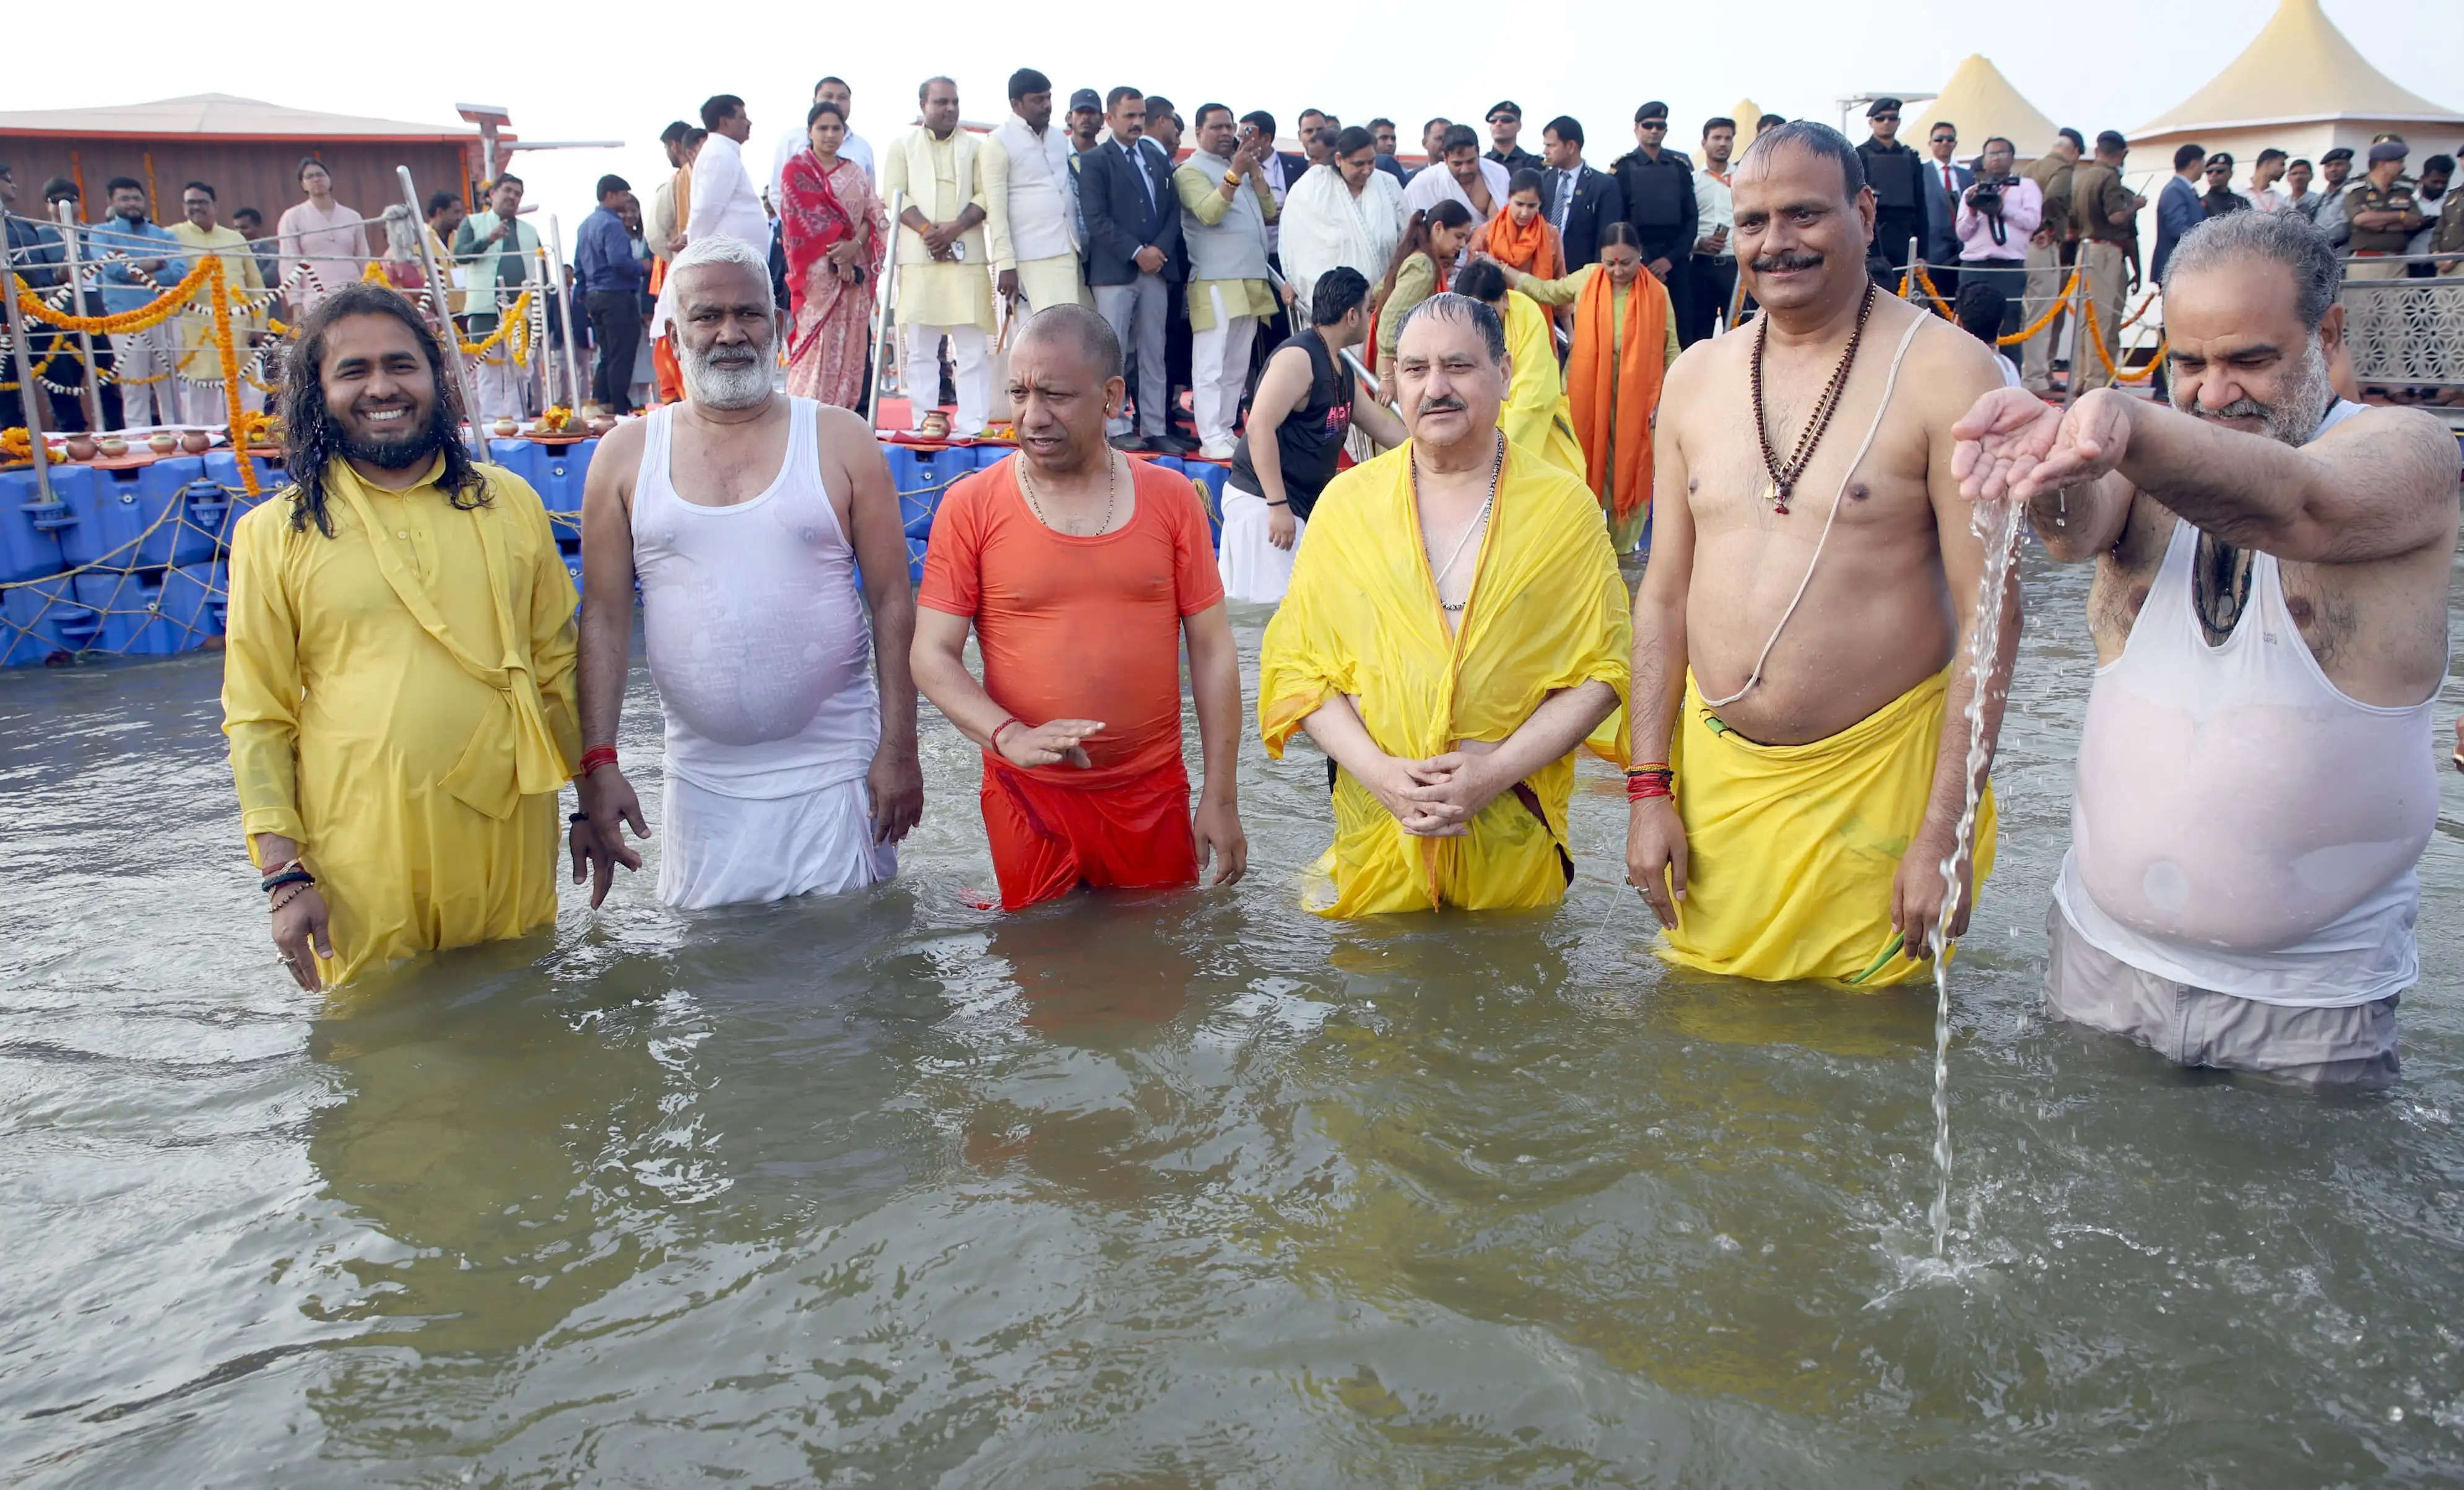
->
[1498, 290, 1588, 483]
[1259, 440, 1631, 916]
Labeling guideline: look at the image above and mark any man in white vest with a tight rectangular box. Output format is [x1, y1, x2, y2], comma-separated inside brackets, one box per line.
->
[1171, 105, 1284, 459]
[882, 76, 997, 437]
[985, 67, 1085, 313]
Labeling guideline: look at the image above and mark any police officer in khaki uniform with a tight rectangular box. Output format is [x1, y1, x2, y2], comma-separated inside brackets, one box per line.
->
[2067, 129, 2143, 394]
[2344, 141, 2423, 282]
[2020, 128, 2081, 393]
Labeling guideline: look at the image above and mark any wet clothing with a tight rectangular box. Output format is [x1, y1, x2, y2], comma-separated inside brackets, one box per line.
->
[2052, 405, 2436, 1014]
[1660, 669, 1996, 987]
[2045, 904, 2399, 1088]
[1516, 263, 1678, 551]
[921, 455, 1224, 909]
[979, 755, 1199, 910]
[633, 399, 893, 908]
[1258, 440, 1631, 917]
[222, 458, 580, 987]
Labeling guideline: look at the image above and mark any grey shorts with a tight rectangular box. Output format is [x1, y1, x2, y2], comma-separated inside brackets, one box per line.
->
[2043, 902, 2400, 1088]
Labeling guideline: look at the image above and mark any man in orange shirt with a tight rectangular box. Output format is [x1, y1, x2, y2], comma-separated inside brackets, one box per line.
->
[913, 303, 1247, 909]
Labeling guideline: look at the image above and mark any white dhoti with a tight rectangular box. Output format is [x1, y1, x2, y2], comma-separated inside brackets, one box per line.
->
[657, 772, 897, 909]
[1217, 482, 1304, 605]
[633, 396, 896, 909]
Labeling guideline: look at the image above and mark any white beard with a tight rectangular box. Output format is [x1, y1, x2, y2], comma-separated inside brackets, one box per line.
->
[680, 340, 775, 409]
[2171, 332, 2333, 448]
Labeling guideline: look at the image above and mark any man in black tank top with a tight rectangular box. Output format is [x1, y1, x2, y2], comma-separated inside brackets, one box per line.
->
[1220, 267, 1407, 602]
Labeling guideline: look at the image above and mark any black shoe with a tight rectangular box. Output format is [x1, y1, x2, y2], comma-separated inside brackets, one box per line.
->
[1152, 433, 1198, 454]
[1108, 433, 1150, 453]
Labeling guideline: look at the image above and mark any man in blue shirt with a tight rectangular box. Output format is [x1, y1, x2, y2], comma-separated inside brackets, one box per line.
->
[89, 177, 188, 428]
[576, 173, 649, 414]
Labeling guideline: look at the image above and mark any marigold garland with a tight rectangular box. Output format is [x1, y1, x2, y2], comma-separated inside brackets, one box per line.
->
[197, 259, 262, 496]
[1, 427, 32, 462]
[15, 254, 214, 336]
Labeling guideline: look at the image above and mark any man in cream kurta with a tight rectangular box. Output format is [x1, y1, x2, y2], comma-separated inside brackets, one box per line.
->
[984, 69, 1086, 313]
[1173, 107, 1283, 459]
[453, 176, 544, 422]
[882, 76, 997, 436]
[223, 286, 580, 989]
[170, 183, 267, 421]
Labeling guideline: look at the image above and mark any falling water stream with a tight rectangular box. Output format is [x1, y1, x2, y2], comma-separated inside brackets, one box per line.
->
[1929, 494, 2031, 1260]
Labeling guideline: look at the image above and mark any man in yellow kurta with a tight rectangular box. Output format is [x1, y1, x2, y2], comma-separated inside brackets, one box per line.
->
[170, 181, 267, 421]
[223, 284, 583, 990]
[1454, 258, 1586, 482]
[1259, 292, 1629, 916]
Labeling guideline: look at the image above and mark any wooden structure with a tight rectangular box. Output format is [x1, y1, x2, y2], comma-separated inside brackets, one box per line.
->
[0, 93, 480, 235]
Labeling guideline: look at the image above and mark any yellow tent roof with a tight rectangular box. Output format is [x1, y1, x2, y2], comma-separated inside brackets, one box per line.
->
[1733, 98, 1764, 132]
[1909, 56, 2057, 150]
[2132, 0, 2463, 136]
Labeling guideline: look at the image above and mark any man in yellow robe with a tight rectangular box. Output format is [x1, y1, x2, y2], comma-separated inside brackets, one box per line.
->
[223, 284, 584, 990]
[1259, 292, 1629, 916]
[1454, 258, 1587, 482]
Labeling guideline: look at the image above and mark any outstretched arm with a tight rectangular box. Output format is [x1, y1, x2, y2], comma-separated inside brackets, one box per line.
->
[2010, 389, 2460, 565]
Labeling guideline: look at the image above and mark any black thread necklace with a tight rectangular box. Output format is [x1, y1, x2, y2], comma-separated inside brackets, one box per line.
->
[1750, 282, 1876, 515]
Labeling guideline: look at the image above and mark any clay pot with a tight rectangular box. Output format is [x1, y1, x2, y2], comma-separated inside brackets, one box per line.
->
[493, 417, 519, 438]
[64, 434, 98, 461]
[180, 430, 212, 454]
[147, 431, 179, 454]
[97, 436, 128, 458]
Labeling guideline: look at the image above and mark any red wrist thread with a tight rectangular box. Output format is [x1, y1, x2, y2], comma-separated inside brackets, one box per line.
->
[578, 745, 619, 777]
[989, 717, 1024, 752]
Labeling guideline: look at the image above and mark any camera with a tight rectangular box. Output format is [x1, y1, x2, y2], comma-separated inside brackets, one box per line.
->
[1968, 175, 2018, 217]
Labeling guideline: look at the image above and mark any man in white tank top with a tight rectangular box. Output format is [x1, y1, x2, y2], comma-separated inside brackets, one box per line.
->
[570, 238, 925, 909]
[1956, 210, 2462, 1085]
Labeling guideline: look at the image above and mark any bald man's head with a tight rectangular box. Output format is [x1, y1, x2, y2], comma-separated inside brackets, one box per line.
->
[1015, 303, 1121, 381]
[1007, 304, 1123, 473]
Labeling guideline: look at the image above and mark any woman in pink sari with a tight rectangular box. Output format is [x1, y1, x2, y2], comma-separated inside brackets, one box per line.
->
[780, 101, 888, 409]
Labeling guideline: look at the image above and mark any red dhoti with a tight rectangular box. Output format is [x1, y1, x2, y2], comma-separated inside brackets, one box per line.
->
[981, 757, 1198, 911]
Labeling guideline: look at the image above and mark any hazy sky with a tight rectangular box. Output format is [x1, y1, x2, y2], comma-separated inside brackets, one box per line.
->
[20, 0, 2464, 227]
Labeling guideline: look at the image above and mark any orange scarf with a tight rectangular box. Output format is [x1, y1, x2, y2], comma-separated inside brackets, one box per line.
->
[1484, 207, 1560, 280]
[1568, 267, 1670, 522]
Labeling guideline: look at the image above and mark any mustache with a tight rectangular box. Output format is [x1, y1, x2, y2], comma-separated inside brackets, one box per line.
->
[1416, 396, 1465, 415]
[1751, 250, 1824, 273]
[2187, 397, 2269, 422]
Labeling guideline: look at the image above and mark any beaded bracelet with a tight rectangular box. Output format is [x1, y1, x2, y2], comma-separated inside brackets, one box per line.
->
[261, 864, 316, 894]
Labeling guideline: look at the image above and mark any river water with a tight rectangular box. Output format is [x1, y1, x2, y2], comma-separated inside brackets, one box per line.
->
[6, 552, 2464, 1486]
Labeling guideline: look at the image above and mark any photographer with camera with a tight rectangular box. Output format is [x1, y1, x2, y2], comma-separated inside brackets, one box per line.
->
[1953, 137, 2041, 350]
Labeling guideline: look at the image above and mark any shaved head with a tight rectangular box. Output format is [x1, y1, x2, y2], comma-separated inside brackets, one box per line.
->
[1015, 303, 1121, 382]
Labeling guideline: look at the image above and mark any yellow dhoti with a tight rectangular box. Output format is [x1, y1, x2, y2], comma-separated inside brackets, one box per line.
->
[1660, 669, 1995, 987]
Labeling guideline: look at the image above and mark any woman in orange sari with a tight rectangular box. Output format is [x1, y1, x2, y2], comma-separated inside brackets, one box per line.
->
[1500, 222, 1676, 554]
[780, 101, 888, 409]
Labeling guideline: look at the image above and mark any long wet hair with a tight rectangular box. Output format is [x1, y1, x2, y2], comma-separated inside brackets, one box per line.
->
[277, 282, 485, 535]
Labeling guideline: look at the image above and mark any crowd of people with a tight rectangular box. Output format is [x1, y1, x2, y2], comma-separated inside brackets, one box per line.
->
[210, 92, 2460, 1094]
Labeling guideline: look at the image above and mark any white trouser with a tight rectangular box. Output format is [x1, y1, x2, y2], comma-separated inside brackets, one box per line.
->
[111, 326, 176, 428]
[1191, 290, 1259, 451]
[901, 321, 989, 436]
[1092, 273, 1168, 437]
[469, 344, 530, 422]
